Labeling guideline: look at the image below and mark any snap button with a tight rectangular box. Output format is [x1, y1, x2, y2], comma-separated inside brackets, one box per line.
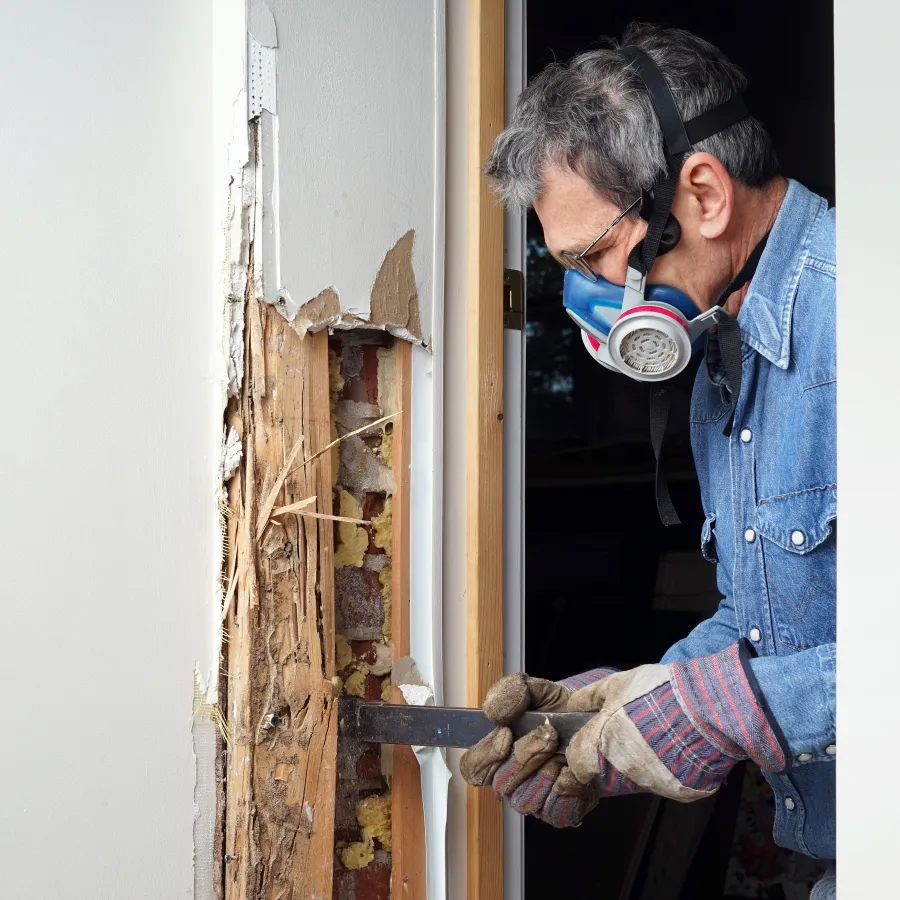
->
[740, 428, 753, 443]
[784, 797, 796, 811]
[791, 530, 806, 546]
[749, 627, 762, 642]
[798, 753, 813, 762]
[825, 744, 836, 756]
[744, 528, 757, 543]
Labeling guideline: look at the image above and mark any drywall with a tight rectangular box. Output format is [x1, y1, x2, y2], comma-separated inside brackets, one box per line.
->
[0, 2, 220, 898]
[834, 0, 900, 894]
[254, 0, 444, 347]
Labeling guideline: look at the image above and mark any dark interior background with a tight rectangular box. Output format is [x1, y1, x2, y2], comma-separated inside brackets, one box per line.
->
[523, 3, 834, 897]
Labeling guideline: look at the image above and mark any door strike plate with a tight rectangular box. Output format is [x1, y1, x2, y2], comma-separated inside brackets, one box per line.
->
[503, 268, 524, 330]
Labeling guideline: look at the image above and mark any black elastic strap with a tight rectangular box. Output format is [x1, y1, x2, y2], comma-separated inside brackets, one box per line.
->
[715, 231, 770, 436]
[620, 47, 692, 157]
[684, 95, 750, 145]
[649, 387, 681, 527]
[718, 315, 743, 438]
[628, 158, 686, 276]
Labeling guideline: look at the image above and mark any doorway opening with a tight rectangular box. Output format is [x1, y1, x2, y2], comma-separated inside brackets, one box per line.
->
[522, 3, 834, 898]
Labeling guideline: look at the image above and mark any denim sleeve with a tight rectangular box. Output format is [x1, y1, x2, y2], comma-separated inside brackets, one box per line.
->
[748, 643, 836, 761]
[660, 593, 741, 664]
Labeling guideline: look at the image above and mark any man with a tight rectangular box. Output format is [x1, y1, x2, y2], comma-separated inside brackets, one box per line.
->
[460, 23, 836, 898]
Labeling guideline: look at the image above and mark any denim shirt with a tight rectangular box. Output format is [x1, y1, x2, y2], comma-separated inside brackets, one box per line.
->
[661, 180, 836, 860]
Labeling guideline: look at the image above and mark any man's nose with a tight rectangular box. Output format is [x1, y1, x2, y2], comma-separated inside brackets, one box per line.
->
[591, 254, 629, 286]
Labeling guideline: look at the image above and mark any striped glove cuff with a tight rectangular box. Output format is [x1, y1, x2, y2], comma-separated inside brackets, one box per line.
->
[558, 667, 618, 692]
[670, 642, 788, 773]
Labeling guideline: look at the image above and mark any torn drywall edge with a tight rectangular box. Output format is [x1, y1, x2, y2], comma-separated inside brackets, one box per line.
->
[225, 87, 252, 398]
[193, 719, 218, 899]
[193, 666, 221, 900]
[265, 239, 430, 349]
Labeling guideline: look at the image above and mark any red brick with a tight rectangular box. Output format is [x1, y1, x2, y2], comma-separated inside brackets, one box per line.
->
[356, 749, 382, 781]
[355, 859, 390, 900]
[360, 346, 380, 404]
[363, 673, 384, 703]
[349, 640, 377, 666]
[333, 867, 356, 900]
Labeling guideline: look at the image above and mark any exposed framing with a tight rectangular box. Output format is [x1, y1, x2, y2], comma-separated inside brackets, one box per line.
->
[466, 1, 507, 898]
[391, 340, 428, 898]
[222, 318, 338, 899]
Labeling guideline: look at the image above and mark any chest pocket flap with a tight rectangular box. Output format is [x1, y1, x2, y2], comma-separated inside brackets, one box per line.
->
[756, 486, 836, 552]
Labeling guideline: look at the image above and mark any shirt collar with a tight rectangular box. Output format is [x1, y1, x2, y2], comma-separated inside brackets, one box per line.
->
[738, 179, 828, 369]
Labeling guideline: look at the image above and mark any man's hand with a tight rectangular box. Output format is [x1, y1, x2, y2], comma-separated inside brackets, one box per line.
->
[565, 642, 787, 801]
[459, 669, 615, 828]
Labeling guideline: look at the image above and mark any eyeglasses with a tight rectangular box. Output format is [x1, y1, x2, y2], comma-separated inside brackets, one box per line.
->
[553, 195, 642, 282]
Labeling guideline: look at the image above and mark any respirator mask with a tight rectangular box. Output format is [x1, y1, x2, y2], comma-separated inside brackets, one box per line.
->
[561, 46, 754, 384]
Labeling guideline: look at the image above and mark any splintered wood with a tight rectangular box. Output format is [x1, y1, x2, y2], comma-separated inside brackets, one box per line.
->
[223, 303, 337, 900]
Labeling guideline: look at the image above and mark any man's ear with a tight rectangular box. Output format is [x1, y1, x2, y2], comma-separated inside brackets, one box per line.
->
[677, 153, 734, 240]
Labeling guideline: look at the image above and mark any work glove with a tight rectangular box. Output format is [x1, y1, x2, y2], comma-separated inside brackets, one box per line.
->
[459, 668, 617, 828]
[565, 642, 788, 802]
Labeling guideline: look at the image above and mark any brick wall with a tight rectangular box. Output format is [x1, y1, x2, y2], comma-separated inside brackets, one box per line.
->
[329, 333, 396, 900]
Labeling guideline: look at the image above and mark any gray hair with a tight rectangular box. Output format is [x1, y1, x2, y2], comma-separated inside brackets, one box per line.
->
[486, 22, 780, 211]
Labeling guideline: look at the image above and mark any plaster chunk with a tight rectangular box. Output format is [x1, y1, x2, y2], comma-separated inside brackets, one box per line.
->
[289, 287, 342, 337]
[369, 641, 393, 677]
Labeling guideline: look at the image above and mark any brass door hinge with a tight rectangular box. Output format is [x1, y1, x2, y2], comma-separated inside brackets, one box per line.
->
[503, 268, 524, 330]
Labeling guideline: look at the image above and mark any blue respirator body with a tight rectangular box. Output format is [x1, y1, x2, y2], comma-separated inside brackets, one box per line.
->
[563, 268, 721, 381]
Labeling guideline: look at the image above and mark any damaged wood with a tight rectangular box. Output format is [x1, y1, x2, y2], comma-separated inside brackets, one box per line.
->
[223, 301, 338, 900]
[390, 341, 427, 899]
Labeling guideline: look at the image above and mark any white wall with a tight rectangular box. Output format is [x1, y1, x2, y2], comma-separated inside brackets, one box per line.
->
[834, 0, 900, 892]
[0, 3, 219, 898]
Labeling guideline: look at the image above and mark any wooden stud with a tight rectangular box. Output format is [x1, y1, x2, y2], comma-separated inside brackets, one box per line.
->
[466, 1, 506, 898]
[390, 340, 427, 899]
[223, 313, 338, 900]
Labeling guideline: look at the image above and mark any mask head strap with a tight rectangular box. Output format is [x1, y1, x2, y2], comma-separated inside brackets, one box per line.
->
[618, 46, 751, 291]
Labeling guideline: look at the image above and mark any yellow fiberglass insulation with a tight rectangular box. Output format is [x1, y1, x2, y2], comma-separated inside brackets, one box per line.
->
[335, 633, 353, 672]
[371, 496, 393, 557]
[379, 565, 392, 642]
[333, 490, 368, 568]
[344, 665, 369, 698]
[339, 792, 393, 869]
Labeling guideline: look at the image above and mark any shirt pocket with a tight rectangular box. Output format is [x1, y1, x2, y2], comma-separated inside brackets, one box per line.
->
[700, 512, 719, 564]
[755, 487, 837, 652]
